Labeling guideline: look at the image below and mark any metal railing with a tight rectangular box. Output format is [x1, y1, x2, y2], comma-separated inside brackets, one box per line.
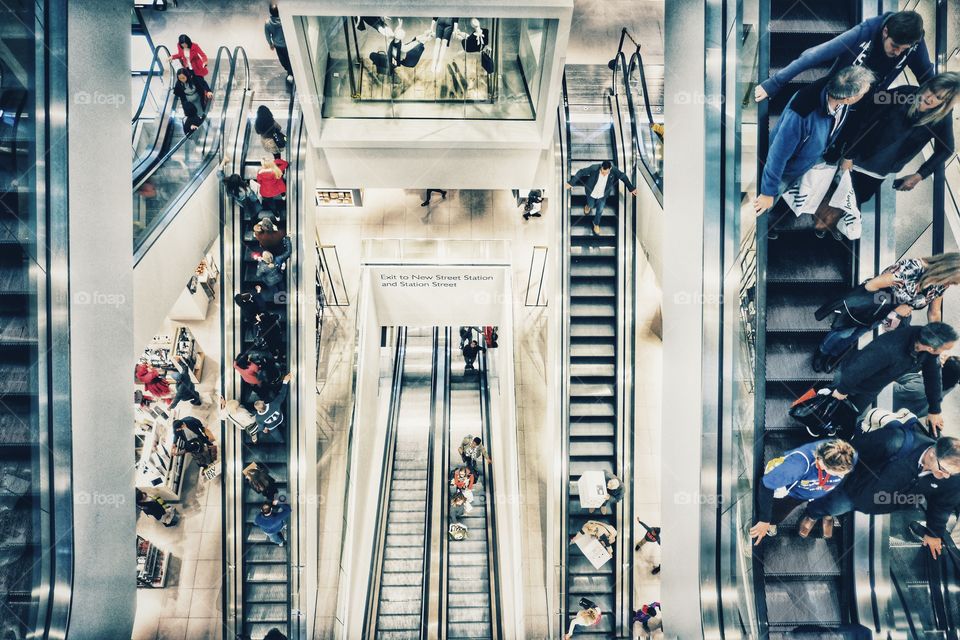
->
[524, 246, 549, 307]
[317, 245, 350, 306]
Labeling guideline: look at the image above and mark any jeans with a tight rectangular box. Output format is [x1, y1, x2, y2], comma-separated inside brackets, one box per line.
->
[819, 325, 868, 357]
[804, 486, 856, 519]
[586, 195, 607, 226]
[265, 526, 286, 545]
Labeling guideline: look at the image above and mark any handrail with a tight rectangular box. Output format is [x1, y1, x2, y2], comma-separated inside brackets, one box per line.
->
[423, 327, 442, 637]
[132, 44, 172, 124]
[478, 341, 504, 639]
[362, 329, 408, 638]
[437, 328, 452, 639]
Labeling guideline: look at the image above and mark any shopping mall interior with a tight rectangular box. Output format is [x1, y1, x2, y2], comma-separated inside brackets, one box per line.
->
[2, 0, 960, 638]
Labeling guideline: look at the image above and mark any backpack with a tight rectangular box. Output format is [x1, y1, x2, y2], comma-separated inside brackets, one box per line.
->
[271, 126, 287, 150]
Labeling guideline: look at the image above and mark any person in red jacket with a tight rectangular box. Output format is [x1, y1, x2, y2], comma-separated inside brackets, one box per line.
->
[171, 34, 209, 77]
[234, 354, 263, 387]
[256, 156, 288, 218]
[135, 360, 171, 399]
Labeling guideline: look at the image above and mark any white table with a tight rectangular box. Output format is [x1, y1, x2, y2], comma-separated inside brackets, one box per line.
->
[577, 470, 608, 509]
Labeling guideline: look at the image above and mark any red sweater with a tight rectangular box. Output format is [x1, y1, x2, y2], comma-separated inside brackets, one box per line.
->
[257, 158, 288, 198]
[172, 43, 209, 77]
[234, 361, 261, 385]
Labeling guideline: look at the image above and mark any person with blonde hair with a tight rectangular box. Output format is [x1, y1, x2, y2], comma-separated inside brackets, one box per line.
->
[750, 439, 857, 543]
[256, 155, 288, 217]
[838, 71, 960, 204]
[813, 252, 960, 372]
[564, 602, 603, 639]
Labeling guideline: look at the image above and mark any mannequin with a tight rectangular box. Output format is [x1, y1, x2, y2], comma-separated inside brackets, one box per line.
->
[368, 23, 428, 93]
[461, 18, 489, 53]
[355, 16, 391, 36]
[430, 17, 459, 72]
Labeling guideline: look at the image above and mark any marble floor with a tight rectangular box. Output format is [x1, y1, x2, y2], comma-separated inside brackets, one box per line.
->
[131, 281, 225, 640]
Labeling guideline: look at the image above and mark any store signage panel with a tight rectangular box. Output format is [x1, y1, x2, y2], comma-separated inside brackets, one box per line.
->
[368, 266, 507, 326]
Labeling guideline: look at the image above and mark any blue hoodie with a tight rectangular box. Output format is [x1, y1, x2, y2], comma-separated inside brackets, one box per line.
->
[760, 12, 933, 99]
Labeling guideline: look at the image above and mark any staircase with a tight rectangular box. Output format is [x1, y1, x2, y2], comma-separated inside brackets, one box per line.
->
[563, 63, 620, 638]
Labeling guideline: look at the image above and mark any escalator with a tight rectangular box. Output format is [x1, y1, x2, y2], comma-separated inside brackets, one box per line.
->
[753, 1, 863, 637]
[132, 45, 177, 179]
[444, 339, 500, 639]
[222, 65, 300, 640]
[367, 328, 439, 639]
[132, 45, 247, 253]
[560, 64, 622, 638]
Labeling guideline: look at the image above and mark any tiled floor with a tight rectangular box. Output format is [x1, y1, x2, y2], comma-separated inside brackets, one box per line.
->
[132, 289, 224, 640]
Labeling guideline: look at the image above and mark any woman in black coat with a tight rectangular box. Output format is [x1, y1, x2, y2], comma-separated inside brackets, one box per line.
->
[838, 72, 960, 205]
[173, 68, 213, 116]
[254, 105, 286, 159]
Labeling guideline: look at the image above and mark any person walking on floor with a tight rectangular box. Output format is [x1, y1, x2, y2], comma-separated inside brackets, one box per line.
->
[755, 10, 932, 104]
[802, 412, 960, 558]
[265, 4, 294, 83]
[749, 439, 857, 543]
[172, 415, 214, 448]
[168, 355, 202, 409]
[255, 499, 291, 546]
[565, 160, 637, 236]
[136, 490, 178, 526]
[421, 188, 448, 207]
[832, 322, 957, 435]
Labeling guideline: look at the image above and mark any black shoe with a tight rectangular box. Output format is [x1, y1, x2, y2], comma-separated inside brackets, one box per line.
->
[532, 212, 541, 217]
[420, 201, 430, 207]
[523, 213, 530, 220]
[812, 350, 828, 373]
[815, 229, 826, 239]
[441, 191, 447, 199]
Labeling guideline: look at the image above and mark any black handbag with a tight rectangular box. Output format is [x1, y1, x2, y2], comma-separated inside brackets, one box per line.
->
[789, 388, 859, 438]
[481, 49, 494, 74]
[817, 284, 895, 330]
[271, 126, 287, 150]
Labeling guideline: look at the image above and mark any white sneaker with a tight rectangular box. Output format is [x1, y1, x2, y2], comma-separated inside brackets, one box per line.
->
[767, 524, 778, 537]
[286, 74, 293, 83]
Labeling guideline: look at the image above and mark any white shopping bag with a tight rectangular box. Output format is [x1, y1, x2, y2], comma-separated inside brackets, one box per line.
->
[781, 163, 837, 216]
[830, 170, 862, 240]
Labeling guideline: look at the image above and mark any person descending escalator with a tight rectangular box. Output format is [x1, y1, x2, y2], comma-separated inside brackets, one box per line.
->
[894, 355, 960, 420]
[565, 160, 638, 236]
[171, 33, 210, 78]
[255, 499, 291, 547]
[243, 461, 279, 501]
[564, 599, 603, 639]
[461, 339, 485, 371]
[173, 68, 213, 117]
[457, 435, 491, 477]
[253, 372, 294, 437]
[812, 253, 960, 373]
[754, 10, 932, 105]
[801, 412, 960, 559]
[749, 439, 857, 543]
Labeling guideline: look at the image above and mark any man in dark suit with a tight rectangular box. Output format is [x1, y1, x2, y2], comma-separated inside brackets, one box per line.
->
[565, 160, 637, 236]
[802, 414, 960, 559]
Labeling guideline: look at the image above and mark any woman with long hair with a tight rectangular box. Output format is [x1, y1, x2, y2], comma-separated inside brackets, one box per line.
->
[171, 33, 209, 77]
[254, 105, 286, 159]
[839, 72, 960, 204]
[813, 252, 960, 371]
[173, 67, 213, 115]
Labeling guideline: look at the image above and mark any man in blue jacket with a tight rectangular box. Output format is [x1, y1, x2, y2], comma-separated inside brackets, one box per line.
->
[755, 11, 933, 103]
[255, 499, 291, 546]
[566, 160, 637, 236]
[749, 439, 857, 544]
[754, 66, 874, 218]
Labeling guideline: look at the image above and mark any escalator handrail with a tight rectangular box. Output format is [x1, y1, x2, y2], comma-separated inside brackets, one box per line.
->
[437, 328, 452, 639]
[362, 329, 408, 638]
[611, 49, 662, 203]
[132, 44, 173, 124]
[422, 327, 442, 637]
[478, 340, 504, 640]
[557, 72, 574, 634]
[132, 45, 234, 190]
[132, 47, 179, 181]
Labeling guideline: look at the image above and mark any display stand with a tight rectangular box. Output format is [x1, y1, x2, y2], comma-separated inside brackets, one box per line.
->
[169, 255, 219, 320]
[139, 327, 204, 384]
[137, 535, 170, 588]
[135, 404, 186, 501]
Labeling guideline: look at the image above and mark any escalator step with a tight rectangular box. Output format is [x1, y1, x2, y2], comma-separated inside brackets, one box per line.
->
[570, 382, 615, 398]
[378, 600, 421, 616]
[765, 285, 835, 333]
[569, 459, 614, 477]
[766, 238, 848, 283]
[764, 579, 842, 625]
[570, 363, 616, 379]
[377, 614, 421, 631]
[244, 544, 286, 564]
[571, 261, 616, 279]
[765, 334, 833, 383]
[447, 578, 489, 594]
[570, 342, 615, 359]
[245, 603, 287, 622]
[245, 563, 287, 582]
[569, 399, 614, 417]
[760, 537, 842, 576]
[569, 440, 615, 458]
[245, 583, 287, 603]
